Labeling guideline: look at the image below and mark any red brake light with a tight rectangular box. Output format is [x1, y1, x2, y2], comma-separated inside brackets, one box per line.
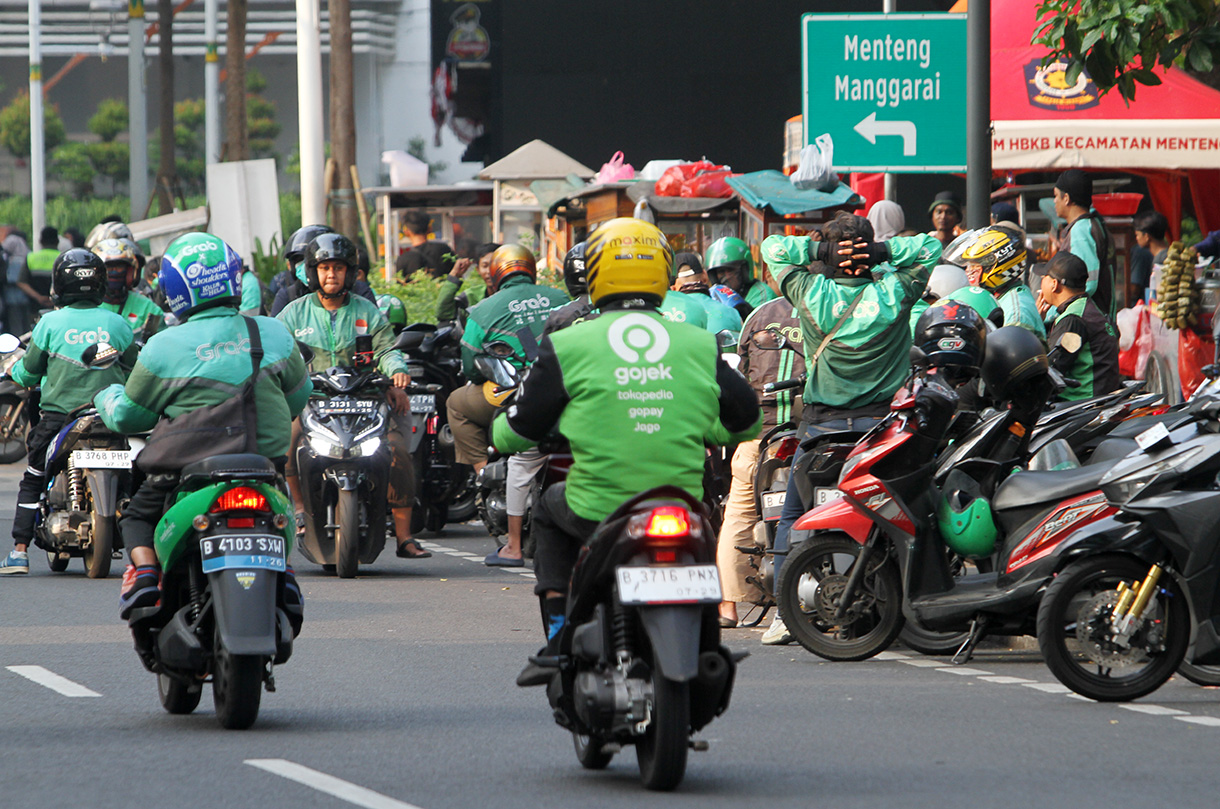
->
[653, 549, 677, 563]
[645, 507, 690, 540]
[775, 436, 800, 462]
[210, 486, 269, 513]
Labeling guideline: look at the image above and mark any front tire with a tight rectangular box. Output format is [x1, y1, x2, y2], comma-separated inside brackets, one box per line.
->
[1178, 662, 1220, 687]
[335, 490, 360, 579]
[159, 672, 202, 714]
[83, 512, 114, 579]
[636, 674, 689, 791]
[212, 628, 263, 729]
[777, 534, 904, 661]
[1036, 554, 1188, 702]
[0, 401, 28, 464]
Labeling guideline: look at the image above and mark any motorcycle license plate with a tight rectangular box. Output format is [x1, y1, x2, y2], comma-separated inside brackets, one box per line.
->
[71, 449, 131, 469]
[317, 399, 377, 416]
[409, 394, 435, 414]
[615, 564, 722, 605]
[199, 535, 286, 574]
[814, 487, 842, 506]
[761, 490, 786, 521]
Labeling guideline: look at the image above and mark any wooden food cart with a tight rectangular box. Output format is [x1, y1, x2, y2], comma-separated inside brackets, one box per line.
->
[362, 183, 493, 280]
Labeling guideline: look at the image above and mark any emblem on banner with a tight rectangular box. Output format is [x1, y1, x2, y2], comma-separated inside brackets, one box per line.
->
[1024, 58, 1100, 112]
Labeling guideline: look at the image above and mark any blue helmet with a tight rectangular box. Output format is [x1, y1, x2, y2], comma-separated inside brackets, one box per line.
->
[159, 232, 243, 320]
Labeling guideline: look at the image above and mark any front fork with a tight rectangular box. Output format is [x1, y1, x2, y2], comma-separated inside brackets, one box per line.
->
[1110, 564, 1166, 648]
[834, 529, 881, 621]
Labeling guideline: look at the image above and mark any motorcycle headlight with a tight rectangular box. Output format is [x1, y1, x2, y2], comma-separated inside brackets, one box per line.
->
[356, 437, 381, 457]
[308, 435, 345, 459]
[1103, 447, 1203, 503]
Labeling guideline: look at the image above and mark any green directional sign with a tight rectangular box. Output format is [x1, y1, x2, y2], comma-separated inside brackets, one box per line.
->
[802, 13, 967, 172]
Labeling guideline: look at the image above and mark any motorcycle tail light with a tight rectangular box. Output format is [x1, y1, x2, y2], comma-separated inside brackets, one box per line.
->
[652, 549, 677, 563]
[774, 436, 800, 462]
[645, 507, 690, 541]
[210, 486, 269, 513]
[427, 414, 439, 435]
[227, 517, 255, 529]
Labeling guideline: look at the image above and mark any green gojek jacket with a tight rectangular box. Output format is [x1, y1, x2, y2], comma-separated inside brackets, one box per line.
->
[492, 309, 762, 522]
[94, 307, 312, 458]
[240, 270, 264, 315]
[101, 291, 164, 343]
[459, 275, 568, 383]
[691, 292, 744, 341]
[276, 291, 409, 377]
[997, 284, 1047, 341]
[762, 233, 941, 411]
[658, 290, 709, 329]
[13, 302, 139, 414]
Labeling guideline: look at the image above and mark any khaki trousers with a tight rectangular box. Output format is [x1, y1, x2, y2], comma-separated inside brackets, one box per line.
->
[716, 439, 761, 604]
[447, 383, 501, 466]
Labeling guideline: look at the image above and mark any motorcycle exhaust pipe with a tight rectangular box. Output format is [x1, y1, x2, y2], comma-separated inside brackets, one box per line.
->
[438, 424, 456, 449]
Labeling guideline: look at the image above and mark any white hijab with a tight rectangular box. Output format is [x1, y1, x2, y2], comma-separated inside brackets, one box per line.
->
[867, 200, 906, 242]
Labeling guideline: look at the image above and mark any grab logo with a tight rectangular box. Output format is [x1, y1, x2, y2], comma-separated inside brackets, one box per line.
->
[607, 314, 669, 363]
[65, 328, 110, 345]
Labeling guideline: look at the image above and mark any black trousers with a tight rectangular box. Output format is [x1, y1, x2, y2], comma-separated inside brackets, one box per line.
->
[12, 411, 69, 545]
[531, 482, 600, 596]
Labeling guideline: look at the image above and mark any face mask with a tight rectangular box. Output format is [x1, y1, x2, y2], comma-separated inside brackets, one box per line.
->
[295, 261, 308, 285]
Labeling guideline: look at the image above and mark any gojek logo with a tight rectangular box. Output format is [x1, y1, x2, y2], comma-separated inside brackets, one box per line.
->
[609, 314, 671, 386]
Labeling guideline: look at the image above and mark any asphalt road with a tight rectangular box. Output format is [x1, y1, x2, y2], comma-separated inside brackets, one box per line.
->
[3, 462, 1220, 809]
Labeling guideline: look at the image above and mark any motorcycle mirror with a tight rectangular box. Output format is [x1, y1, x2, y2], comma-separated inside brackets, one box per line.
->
[484, 341, 517, 360]
[354, 335, 374, 367]
[750, 328, 787, 351]
[455, 292, 469, 310]
[82, 341, 120, 369]
[715, 330, 738, 349]
[295, 340, 315, 364]
[909, 345, 929, 367]
[0, 334, 20, 353]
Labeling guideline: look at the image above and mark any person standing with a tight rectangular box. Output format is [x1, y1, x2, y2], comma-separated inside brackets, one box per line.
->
[1130, 210, 1170, 303]
[395, 210, 455, 279]
[1052, 169, 1119, 319]
[927, 191, 964, 249]
[17, 226, 60, 315]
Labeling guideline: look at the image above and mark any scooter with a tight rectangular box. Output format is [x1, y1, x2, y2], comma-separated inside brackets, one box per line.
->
[530, 486, 739, 791]
[0, 333, 31, 463]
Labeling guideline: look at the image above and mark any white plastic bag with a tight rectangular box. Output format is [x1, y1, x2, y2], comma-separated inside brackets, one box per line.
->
[791, 134, 838, 192]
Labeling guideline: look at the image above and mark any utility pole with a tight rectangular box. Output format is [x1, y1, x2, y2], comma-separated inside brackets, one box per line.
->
[883, 0, 896, 204]
[204, 0, 219, 167]
[153, 0, 176, 214]
[128, 0, 147, 222]
[329, 0, 358, 239]
[29, 0, 45, 237]
[965, 0, 991, 228]
[296, 0, 325, 225]
[223, 0, 248, 161]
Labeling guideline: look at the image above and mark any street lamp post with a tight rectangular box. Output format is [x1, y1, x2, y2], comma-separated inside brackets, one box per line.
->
[204, 0, 219, 167]
[296, 0, 325, 225]
[29, 0, 45, 237]
[128, 0, 148, 222]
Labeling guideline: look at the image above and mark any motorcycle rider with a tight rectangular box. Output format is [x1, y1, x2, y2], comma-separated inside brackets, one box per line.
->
[1035, 251, 1121, 401]
[542, 242, 594, 335]
[909, 264, 969, 336]
[672, 252, 743, 344]
[276, 233, 427, 559]
[93, 238, 163, 342]
[446, 245, 567, 479]
[657, 256, 709, 330]
[1, 249, 138, 575]
[270, 224, 376, 316]
[93, 233, 311, 616]
[490, 217, 761, 686]
[759, 211, 942, 644]
[437, 242, 499, 324]
[705, 236, 778, 311]
[958, 225, 1046, 340]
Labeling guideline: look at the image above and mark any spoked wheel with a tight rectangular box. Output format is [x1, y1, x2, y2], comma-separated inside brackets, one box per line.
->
[83, 512, 114, 579]
[335, 490, 360, 579]
[1177, 662, 1220, 687]
[212, 627, 263, 729]
[635, 673, 690, 791]
[0, 401, 28, 464]
[1036, 554, 1189, 702]
[777, 534, 904, 661]
[158, 672, 203, 714]
[573, 732, 614, 770]
[45, 550, 69, 572]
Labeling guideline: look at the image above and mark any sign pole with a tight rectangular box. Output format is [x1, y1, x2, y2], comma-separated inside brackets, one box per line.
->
[882, 0, 896, 204]
[204, 0, 219, 167]
[128, 0, 148, 223]
[29, 0, 45, 238]
[965, 0, 991, 229]
[296, 0, 325, 226]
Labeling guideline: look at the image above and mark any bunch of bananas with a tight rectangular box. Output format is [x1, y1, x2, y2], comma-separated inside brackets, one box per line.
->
[1156, 241, 1200, 330]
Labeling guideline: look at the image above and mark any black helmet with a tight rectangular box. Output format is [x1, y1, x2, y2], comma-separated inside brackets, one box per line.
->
[305, 233, 359, 294]
[51, 248, 107, 306]
[284, 224, 334, 265]
[981, 325, 1050, 402]
[914, 301, 987, 381]
[562, 241, 588, 298]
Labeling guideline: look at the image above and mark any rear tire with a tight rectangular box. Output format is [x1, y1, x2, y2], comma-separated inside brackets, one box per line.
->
[635, 674, 689, 791]
[335, 490, 360, 579]
[45, 550, 69, 572]
[83, 512, 113, 579]
[158, 672, 202, 714]
[212, 628, 263, 730]
[573, 733, 614, 770]
[1178, 662, 1220, 687]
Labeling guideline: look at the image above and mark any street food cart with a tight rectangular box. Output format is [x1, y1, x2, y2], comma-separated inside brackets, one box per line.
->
[477, 139, 595, 249]
[361, 183, 493, 279]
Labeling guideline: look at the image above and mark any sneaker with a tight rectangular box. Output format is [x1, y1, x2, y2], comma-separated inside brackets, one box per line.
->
[761, 616, 793, 646]
[0, 550, 28, 575]
[119, 564, 161, 619]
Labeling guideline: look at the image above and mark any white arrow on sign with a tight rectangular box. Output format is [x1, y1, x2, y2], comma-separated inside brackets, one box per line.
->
[853, 113, 917, 156]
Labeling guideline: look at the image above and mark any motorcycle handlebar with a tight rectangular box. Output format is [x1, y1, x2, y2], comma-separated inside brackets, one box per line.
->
[764, 376, 805, 394]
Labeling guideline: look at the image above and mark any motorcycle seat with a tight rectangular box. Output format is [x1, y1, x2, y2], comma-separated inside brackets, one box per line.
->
[180, 454, 278, 486]
[992, 461, 1116, 513]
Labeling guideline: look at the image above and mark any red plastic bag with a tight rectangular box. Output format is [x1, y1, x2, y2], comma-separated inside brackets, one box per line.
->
[1179, 328, 1215, 398]
[1117, 303, 1151, 378]
[655, 160, 727, 197]
[679, 169, 736, 198]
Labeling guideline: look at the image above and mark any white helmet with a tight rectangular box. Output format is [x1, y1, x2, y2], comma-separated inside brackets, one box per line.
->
[927, 264, 969, 300]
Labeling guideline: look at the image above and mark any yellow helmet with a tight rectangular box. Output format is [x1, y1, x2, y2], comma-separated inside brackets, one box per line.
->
[960, 226, 1027, 292]
[585, 218, 673, 308]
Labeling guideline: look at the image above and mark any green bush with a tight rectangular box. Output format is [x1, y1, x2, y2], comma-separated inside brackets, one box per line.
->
[0, 91, 66, 158]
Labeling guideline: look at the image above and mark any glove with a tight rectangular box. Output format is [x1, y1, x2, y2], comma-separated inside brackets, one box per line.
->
[859, 241, 890, 268]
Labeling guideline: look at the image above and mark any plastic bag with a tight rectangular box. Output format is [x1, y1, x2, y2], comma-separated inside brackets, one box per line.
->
[791, 134, 839, 192]
[680, 169, 736, 198]
[1179, 328, 1214, 398]
[655, 160, 727, 197]
[593, 151, 635, 185]
[1118, 302, 1152, 379]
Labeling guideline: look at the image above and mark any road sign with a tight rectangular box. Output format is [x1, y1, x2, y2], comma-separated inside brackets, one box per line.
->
[802, 13, 967, 172]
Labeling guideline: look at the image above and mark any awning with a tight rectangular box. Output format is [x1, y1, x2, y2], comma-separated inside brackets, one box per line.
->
[726, 170, 864, 216]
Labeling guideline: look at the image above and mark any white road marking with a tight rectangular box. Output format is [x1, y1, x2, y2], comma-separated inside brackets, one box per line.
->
[1022, 682, 1074, 694]
[6, 665, 101, 697]
[898, 658, 950, 668]
[1174, 715, 1220, 727]
[417, 540, 535, 577]
[979, 676, 1035, 685]
[875, 651, 910, 661]
[935, 667, 993, 676]
[246, 759, 425, 809]
[1121, 704, 1188, 716]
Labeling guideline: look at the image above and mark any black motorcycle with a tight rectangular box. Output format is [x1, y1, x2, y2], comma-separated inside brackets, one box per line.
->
[0, 333, 32, 463]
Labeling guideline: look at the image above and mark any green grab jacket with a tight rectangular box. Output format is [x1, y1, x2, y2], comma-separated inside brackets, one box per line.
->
[101, 291, 164, 343]
[276, 291, 408, 378]
[459, 275, 568, 383]
[658, 290, 709, 330]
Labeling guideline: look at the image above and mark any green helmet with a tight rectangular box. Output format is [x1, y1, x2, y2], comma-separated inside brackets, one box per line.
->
[936, 472, 998, 559]
[376, 293, 407, 328]
[704, 237, 755, 284]
[940, 285, 1000, 323]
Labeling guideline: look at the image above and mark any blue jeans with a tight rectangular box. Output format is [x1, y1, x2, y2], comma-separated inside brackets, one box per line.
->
[772, 416, 884, 585]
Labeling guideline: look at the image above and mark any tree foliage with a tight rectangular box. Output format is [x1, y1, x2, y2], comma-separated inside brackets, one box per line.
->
[1033, 0, 1220, 101]
[49, 142, 95, 195]
[0, 91, 67, 158]
[88, 98, 128, 142]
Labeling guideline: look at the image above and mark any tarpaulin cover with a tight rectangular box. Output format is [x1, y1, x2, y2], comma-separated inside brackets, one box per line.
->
[726, 170, 864, 216]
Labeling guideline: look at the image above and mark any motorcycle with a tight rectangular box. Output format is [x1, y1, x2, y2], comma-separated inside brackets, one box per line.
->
[396, 322, 477, 533]
[0, 333, 32, 463]
[530, 486, 739, 791]
[295, 334, 417, 578]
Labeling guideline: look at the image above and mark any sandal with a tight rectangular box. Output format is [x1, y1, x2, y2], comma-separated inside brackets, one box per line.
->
[396, 539, 432, 559]
[294, 512, 306, 538]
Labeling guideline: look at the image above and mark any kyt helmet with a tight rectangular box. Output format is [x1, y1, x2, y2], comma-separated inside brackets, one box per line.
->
[487, 244, 536, 293]
[51, 248, 107, 306]
[585, 217, 673, 308]
[562, 242, 588, 298]
[93, 238, 140, 304]
[158, 233, 243, 320]
[980, 325, 1050, 403]
[959, 226, 1027, 293]
[704, 237, 755, 285]
[376, 293, 407, 333]
[913, 300, 988, 382]
[305, 233, 359, 296]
